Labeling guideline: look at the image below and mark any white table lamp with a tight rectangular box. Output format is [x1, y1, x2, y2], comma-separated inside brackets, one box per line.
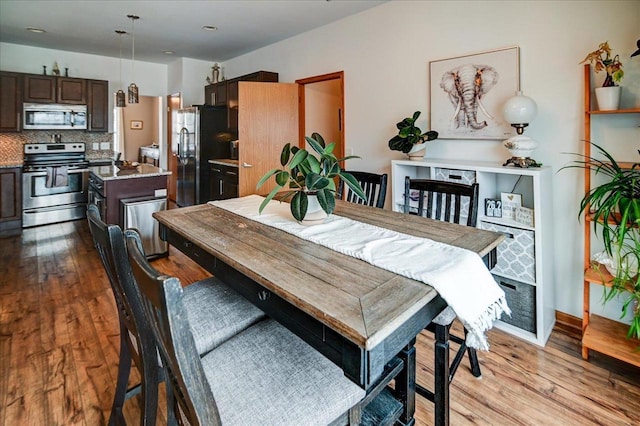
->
[502, 91, 540, 167]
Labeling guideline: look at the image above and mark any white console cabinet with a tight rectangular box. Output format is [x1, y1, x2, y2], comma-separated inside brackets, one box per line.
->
[391, 159, 555, 346]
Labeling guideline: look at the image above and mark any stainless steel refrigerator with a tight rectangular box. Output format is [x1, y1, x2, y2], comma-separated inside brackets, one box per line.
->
[173, 105, 235, 207]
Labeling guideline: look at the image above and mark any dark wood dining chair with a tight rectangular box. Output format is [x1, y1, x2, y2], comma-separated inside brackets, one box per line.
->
[87, 205, 266, 425]
[402, 177, 482, 397]
[338, 170, 388, 209]
[125, 229, 367, 426]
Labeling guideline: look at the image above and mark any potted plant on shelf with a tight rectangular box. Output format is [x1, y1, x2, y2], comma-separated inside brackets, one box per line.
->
[256, 133, 366, 223]
[562, 142, 639, 339]
[580, 41, 624, 110]
[388, 111, 438, 160]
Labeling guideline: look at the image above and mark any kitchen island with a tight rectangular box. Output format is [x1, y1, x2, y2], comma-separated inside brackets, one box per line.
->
[89, 163, 170, 225]
[88, 164, 171, 258]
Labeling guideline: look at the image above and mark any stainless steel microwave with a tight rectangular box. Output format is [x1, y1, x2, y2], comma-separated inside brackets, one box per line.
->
[23, 103, 87, 130]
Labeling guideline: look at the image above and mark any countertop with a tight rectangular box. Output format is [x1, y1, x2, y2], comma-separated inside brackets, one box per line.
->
[0, 161, 22, 168]
[89, 163, 171, 181]
[208, 158, 239, 167]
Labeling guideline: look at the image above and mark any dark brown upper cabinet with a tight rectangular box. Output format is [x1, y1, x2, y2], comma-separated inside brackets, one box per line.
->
[23, 74, 87, 104]
[0, 71, 23, 132]
[87, 79, 109, 132]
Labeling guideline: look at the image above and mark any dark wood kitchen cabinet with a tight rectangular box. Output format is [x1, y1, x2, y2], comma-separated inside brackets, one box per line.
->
[204, 71, 278, 132]
[87, 79, 109, 132]
[0, 71, 23, 132]
[23, 74, 87, 104]
[209, 163, 238, 200]
[204, 82, 227, 106]
[0, 167, 22, 235]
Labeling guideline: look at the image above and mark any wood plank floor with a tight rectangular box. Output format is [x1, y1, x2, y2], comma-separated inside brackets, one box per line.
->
[1, 219, 639, 425]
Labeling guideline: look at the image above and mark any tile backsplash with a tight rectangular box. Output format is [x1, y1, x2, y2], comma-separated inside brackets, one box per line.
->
[0, 131, 115, 164]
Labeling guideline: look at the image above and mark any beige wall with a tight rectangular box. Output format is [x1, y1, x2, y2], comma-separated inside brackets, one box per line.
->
[305, 80, 341, 153]
[122, 96, 160, 162]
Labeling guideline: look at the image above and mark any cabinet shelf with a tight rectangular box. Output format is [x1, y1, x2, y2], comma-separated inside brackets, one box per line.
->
[582, 315, 640, 367]
[584, 262, 636, 292]
[587, 107, 640, 115]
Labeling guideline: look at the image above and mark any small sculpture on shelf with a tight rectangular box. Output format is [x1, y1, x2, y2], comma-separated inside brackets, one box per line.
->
[52, 61, 60, 76]
[206, 63, 221, 84]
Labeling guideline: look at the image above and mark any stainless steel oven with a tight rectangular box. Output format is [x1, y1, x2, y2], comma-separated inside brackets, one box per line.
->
[22, 143, 89, 227]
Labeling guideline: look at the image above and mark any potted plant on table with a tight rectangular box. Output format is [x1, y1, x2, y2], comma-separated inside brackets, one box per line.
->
[256, 133, 366, 223]
[580, 41, 624, 110]
[388, 111, 438, 160]
[562, 142, 640, 339]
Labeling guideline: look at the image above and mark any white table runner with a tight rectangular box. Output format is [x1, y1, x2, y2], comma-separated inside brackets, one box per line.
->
[210, 195, 510, 350]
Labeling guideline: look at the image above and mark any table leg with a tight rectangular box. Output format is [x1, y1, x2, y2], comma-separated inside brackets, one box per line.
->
[395, 338, 416, 426]
[434, 323, 450, 426]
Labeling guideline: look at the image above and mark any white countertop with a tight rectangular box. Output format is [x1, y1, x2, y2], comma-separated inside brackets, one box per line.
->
[89, 163, 171, 181]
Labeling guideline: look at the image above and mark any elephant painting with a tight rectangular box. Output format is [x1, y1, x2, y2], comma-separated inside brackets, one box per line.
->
[440, 64, 499, 131]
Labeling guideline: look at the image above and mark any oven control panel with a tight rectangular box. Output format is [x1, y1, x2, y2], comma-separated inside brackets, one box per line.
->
[24, 143, 86, 153]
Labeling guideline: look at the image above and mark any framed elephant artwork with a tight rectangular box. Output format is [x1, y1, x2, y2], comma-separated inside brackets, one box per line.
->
[429, 46, 520, 140]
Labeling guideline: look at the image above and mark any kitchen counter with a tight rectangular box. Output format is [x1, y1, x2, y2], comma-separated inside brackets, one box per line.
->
[0, 161, 23, 168]
[208, 159, 238, 167]
[89, 163, 171, 181]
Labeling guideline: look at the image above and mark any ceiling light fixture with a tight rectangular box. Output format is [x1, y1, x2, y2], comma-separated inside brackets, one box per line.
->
[163, 50, 175, 55]
[202, 25, 218, 31]
[115, 30, 127, 108]
[26, 27, 46, 33]
[127, 14, 140, 104]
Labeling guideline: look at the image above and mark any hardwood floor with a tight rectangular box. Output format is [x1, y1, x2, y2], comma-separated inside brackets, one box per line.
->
[1, 219, 639, 425]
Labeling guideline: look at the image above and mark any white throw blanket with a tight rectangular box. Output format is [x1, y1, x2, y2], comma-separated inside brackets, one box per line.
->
[210, 195, 510, 350]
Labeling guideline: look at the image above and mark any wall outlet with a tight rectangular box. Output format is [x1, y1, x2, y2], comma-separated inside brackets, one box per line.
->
[346, 148, 354, 156]
[100, 142, 110, 150]
[92, 143, 99, 150]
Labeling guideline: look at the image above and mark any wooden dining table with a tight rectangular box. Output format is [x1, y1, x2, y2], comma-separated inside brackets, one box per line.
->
[153, 199, 504, 425]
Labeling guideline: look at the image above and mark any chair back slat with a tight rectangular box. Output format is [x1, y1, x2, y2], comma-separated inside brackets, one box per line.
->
[125, 230, 222, 426]
[338, 170, 388, 209]
[403, 177, 479, 227]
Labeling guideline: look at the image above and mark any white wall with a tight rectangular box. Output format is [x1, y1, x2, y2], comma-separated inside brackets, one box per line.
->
[223, 1, 640, 322]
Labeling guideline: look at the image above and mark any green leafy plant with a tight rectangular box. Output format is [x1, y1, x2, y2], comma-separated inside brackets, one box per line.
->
[562, 142, 640, 339]
[580, 41, 624, 87]
[388, 111, 438, 153]
[256, 133, 366, 222]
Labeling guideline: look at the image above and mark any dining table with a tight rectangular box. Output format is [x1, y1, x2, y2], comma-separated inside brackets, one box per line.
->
[153, 197, 504, 426]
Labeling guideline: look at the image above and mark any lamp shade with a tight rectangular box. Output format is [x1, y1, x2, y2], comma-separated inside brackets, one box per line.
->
[503, 91, 537, 125]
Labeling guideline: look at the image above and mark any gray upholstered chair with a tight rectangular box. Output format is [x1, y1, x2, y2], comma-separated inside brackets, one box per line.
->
[87, 205, 265, 425]
[338, 170, 388, 209]
[125, 229, 367, 426]
[402, 177, 482, 399]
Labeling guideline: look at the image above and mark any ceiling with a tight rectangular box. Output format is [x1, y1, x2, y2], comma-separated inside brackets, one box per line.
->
[0, 1, 386, 64]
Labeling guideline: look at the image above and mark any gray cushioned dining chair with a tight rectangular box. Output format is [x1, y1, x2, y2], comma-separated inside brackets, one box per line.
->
[338, 170, 388, 209]
[125, 228, 367, 426]
[402, 177, 482, 396]
[87, 205, 266, 425]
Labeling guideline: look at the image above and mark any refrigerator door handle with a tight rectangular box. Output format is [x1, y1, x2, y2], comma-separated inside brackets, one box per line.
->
[179, 128, 189, 165]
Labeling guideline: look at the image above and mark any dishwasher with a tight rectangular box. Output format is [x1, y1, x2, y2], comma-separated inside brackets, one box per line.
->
[121, 196, 168, 258]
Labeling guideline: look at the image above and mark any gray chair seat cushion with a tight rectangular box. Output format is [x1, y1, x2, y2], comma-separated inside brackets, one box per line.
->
[201, 318, 366, 426]
[183, 277, 266, 356]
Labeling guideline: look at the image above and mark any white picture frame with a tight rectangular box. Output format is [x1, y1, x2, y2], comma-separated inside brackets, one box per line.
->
[501, 192, 522, 220]
[429, 46, 520, 140]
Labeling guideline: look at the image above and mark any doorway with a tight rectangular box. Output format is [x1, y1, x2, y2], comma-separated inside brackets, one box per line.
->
[296, 72, 344, 161]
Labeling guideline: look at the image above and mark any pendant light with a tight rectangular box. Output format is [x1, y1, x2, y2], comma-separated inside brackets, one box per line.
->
[115, 30, 126, 107]
[127, 14, 139, 104]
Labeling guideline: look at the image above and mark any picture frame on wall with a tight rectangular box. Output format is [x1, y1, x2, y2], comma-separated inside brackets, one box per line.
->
[429, 46, 520, 140]
[130, 120, 143, 130]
